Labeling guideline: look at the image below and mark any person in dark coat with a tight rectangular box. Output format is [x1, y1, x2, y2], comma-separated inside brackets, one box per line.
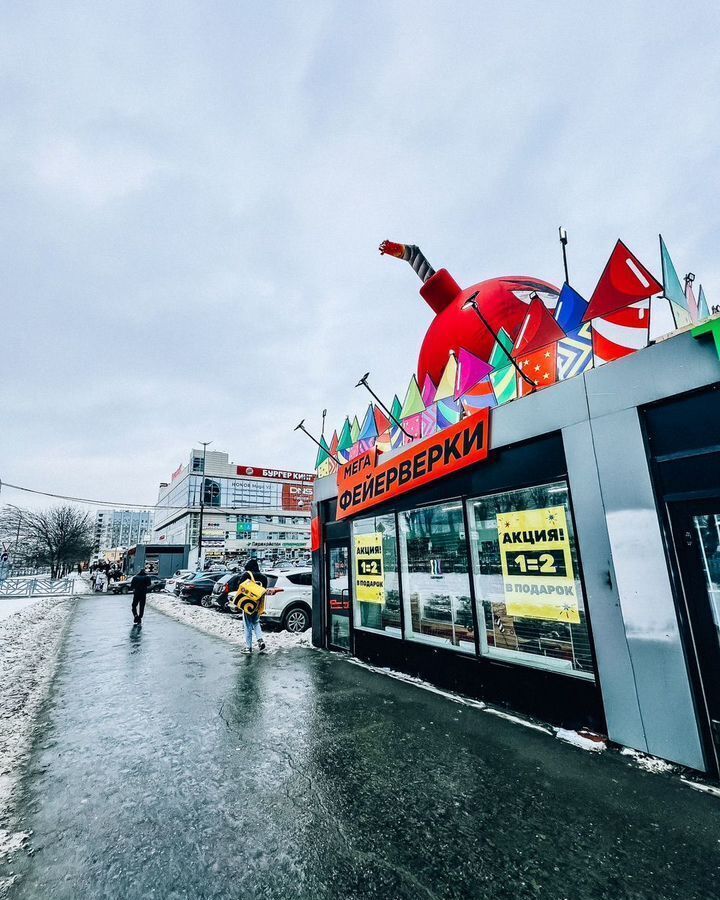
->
[130, 568, 152, 624]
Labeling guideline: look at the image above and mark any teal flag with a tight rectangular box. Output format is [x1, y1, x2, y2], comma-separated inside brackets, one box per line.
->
[660, 236, 692, 328]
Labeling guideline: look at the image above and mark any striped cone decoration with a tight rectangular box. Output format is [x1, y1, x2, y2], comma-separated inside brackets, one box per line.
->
[436, 396, 462, 428]
[557, 322, 593, 381]
[389, 395, 404, 449]
[402, 412, 423, 443]
[592, 299, 650, 365]
[460, 378, 497, 412]
[420, 403, 438, 438]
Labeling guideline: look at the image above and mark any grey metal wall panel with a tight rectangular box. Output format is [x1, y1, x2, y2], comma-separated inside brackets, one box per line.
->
[562, 420, 647, 751]
[590, 407, 705, 770]
[586, 331, 720, 420]
[490, 370, 588, 449]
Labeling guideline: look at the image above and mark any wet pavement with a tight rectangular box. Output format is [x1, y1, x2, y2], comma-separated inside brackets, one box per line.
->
[5, 596, 720, 899]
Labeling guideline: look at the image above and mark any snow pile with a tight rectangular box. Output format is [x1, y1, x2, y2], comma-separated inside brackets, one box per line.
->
[146, 594, 312, 652]
[555, 728, 607, 752]
[620, 747, 675, 774]
[0, 596, 76, 871]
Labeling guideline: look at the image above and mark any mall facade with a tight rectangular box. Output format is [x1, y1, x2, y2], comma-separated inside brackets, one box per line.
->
[154, 449, 314, 567]
[311, 330, 720, 776]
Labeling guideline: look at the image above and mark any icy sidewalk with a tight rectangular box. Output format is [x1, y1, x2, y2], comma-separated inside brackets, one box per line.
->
[0, 596, 77, 871]
[146, 592, 312, 651]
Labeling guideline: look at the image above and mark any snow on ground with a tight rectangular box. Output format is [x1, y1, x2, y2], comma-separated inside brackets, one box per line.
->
[555, 727, 607, 753]
[0, 595, 77, 876]
[146, 594, 312, 652]
[620, 747, 676, 775]
[0, 600, 36, 621]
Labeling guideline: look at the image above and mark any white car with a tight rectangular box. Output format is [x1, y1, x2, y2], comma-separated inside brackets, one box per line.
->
[164, 569, 195, 594]
[229, 567, 312, 633]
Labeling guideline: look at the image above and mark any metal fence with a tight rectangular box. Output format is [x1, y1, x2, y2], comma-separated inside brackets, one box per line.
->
[0, 576, 89, 597]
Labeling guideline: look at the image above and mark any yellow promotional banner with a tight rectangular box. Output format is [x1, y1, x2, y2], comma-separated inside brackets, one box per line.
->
[497, 506, 580, 623]
[354, 533, 385, 603]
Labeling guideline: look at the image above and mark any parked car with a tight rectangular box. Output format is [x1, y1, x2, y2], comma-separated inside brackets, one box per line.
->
[165, 570, 195, 594]
[229, 568, 312, 633]
[110, 575, 166, 594]
[179, 572, 224, 604]
[207, 572, 246, 611]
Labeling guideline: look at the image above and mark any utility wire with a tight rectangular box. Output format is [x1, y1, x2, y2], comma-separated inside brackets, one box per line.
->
[0, 480, 312, 523]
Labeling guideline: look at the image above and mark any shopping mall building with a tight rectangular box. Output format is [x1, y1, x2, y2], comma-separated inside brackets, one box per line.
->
[154, 448, 314, 566]
[310, 242, 720, 777]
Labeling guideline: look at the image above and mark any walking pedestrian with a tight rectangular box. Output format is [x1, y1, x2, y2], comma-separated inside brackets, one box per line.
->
[130, 567, 152, 625]
[238, 559, 268, 654]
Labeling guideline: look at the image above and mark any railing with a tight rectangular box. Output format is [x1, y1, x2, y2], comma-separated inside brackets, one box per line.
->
[0, 576, 89, 598]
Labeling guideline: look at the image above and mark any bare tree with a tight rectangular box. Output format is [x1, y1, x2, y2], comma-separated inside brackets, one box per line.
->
[0, 504, 93, 577]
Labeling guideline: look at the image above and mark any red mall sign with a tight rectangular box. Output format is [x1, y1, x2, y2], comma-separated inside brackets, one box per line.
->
[236, 466, 315, 483]
[336, 409, 490, 520]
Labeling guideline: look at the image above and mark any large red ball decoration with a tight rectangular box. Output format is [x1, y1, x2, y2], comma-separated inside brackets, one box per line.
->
[417, 272, 560, 387]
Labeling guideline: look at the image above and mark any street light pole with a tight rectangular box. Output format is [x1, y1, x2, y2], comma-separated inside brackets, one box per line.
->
[197, 441, 212, 569]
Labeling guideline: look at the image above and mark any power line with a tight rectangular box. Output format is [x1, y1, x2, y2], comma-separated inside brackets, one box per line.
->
[0, 480, 313, 523]
[0, 480, 180, 509]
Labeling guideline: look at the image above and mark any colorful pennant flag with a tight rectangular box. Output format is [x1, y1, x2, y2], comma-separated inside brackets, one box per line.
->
[434, 352, 458, 401]
[421, 375, 437, 407]
[698, 286, 710, 320]
[314, 435, 330, 470]
[660, 236, 693, 328]
[554, 283, 589, 333]
[512, 296, 565, 358]
[436, 396, 462, 428]
[389, 395, 404, 449]
[583, 240, 661, 322]
[402, 412, 423, 443]
[358, 404, 378, 442]
[373, 405, 391, 435]
[459, 378, 497, 412]
[376, 429, 392, 453]
[557, 322, 593, 381]
[337, 418, 353, 462]
[350, 416, 360, 444]
[400, 375, 425, 419]
[489, 328, 518, 405]
[517, 344, 558, 397]
[328, 431, 339, 473]
[420, 403, 438, 438]
[592, 299, 650, 365]
[455, 347, 494, 399]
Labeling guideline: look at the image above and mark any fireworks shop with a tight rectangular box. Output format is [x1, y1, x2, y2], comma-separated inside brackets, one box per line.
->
[309, 237, 720, 774]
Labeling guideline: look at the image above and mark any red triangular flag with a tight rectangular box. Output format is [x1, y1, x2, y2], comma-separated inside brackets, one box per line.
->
[373, 405, 391, 434]
[517, 343, 558, 397]
[583, 240, 661, 322]
[512, 297, 565, 358]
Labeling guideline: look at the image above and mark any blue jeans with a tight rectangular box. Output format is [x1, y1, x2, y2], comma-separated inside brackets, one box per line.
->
[244, 613, 263, 649]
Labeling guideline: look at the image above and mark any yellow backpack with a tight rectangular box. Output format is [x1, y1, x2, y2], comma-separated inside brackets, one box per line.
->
[234, 571, 267, 616]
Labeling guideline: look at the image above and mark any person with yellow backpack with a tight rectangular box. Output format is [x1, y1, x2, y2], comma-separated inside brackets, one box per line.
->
[236, 559, 269, 654]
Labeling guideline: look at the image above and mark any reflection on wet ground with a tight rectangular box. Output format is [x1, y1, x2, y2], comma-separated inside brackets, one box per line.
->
[6, 596, 720, 899]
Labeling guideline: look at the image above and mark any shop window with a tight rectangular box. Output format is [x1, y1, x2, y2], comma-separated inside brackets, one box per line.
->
[351, 514, 402, 637]
[398, 502, 474, 653]
[466, 482, 595, 680]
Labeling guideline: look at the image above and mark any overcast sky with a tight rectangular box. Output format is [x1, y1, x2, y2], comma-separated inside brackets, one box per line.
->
[1, 1, 718, 512]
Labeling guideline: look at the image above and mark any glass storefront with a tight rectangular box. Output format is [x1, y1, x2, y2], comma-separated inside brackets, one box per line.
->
[466, 482, 594, 680]
[398, 503, 474, 653]
[347, 480, 595, 680]
[328, 546, 351, 649]
[351, 514, 401, 637]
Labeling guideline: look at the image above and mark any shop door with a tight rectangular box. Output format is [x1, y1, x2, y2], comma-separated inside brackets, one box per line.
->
[669, 500, 720, 774]
[327, 543, 352, 651]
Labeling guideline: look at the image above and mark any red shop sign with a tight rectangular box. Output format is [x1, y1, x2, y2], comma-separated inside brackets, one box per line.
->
[336, 409, 490, 520]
